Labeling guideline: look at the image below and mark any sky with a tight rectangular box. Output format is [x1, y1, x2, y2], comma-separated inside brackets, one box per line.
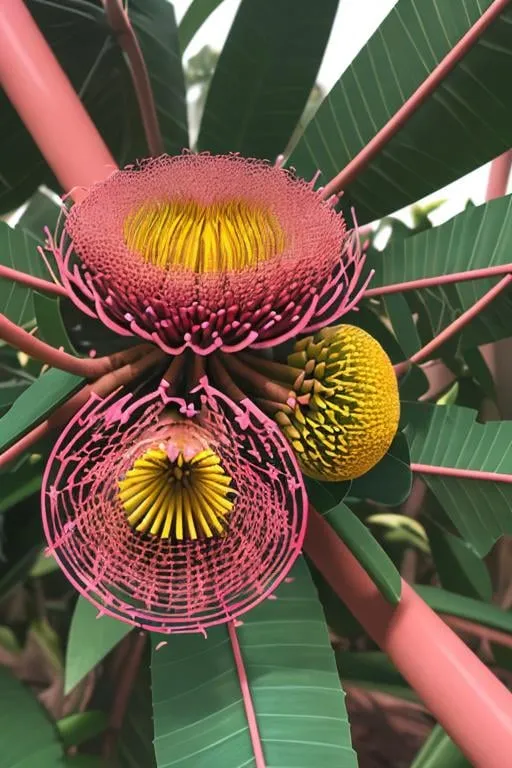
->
[173, 0, 511, 227]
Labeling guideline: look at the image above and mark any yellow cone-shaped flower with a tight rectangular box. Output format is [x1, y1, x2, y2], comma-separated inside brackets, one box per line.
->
[275, 324, 400, 481]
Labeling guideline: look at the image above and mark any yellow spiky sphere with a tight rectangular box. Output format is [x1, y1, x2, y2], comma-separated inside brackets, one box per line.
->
[275, 325, 400, 481]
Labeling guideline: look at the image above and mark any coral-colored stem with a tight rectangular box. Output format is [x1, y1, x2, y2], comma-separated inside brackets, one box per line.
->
[394, 274, 512, 376]
[102, 0, 163, 156]
[219, 352, 294, 405]
[411, 462, 512, 484]
[442, 615, 512, 651]
[0, 0, 116, 200]
[486, 150, 512, 201]
[0, 312, 151, 378]
[0, 347, 164, 469]
[0, 265, 68, 298]
[305, 506, 512, 767]
[321, 0, 510, 198]
[228, 622, 266, 768]
[364, 263, 512, 299]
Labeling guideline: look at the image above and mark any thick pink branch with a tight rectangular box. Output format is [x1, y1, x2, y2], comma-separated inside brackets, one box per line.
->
[364, 263, 512, 299]
[412, 463, 512, 484]
[0, 0, 116, 201]
[102, 0, 164, 156]
[394, 274, 512, 376]
[0, 265, 68, 298]
[486, 150, 512, 201]
[305, 506, 512, 767]
[228, 622, 266, 768]
[321, 0, 510, 198]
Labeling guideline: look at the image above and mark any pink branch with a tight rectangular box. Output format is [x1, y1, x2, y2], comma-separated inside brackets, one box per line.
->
[305, 506, 512, 767]
[0, 347, 164, 469]
[0, 312, 151, 378]
[394, 274, 512, 376]
[486, 150, 512, 201]
[228, 622, 266, 768]
[102, 0, 164, 157]
[0, 0, 116, 202]
[412, 462, 512, 484]
[364, 263, 512, 299]
[0, 265, 68, 298]
[321, 0, 510, 198]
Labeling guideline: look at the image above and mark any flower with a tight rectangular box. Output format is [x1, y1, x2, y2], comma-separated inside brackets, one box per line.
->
[50, 153, 368, 356]
[274, 325, 400, 481]
[41, 379, 307, 633]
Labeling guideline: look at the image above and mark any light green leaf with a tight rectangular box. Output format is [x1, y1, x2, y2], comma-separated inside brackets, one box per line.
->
[65, 597, 131, 694]
[198, 0, 338, 159]
[415, 585, 512, 635]
[57, 711, 107, 749]
[290, 0, 511, 222]
[0, 666, 63, 767]
[151, 557, 357, 768]
[0, 367, 85, 454]
[320, 501, 402, 604]
[404, 401, 512, 555]
[384, 293, 421, 359]
[34, 293, 77, 355]
[425, 521, 492, 602]
[0, 220, 50, 326]
[411, 723, 471, 768]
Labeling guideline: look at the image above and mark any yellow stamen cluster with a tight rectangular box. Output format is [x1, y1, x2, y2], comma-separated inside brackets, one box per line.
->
[123, 198, 285, 273]
[118, 445, 235, 540]
[275, 325, 400, 481]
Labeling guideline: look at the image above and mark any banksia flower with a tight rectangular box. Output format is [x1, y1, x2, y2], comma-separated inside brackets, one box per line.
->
[50, 153, 368, 355]
[216, 325, 399, 482]
[41, 380, 306, 633]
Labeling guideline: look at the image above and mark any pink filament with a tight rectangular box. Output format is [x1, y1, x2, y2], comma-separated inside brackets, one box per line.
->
[41, 380, 307, 633]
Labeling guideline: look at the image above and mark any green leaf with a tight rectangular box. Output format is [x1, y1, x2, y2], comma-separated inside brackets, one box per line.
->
[119, 655, 156, 768]
[1, 0, 187, 212]
[0, 666, 63, 767]
[404, 401, 512, 555]
[384, 293, 421, 359]
[0, 494, 42, 600]
[0, 220, 50, 326]
[0, 458, 43, 514]
[179, 0, 226, 52]
[337, 650, 416, 702]
[65, 597, 132, 694]
[290, 0, 511, 222]
[34, 293, 77, 354]
[425, 521, 492, 602]
[415, 585, 512, 635]
[151, 557, 357, 768]
[305, 476, 351, 512]
[350, 431, 412, 506]
[198, 0, 338, 159]
[57, 711, 107, 749]
[0, 367, 85, 454]
[411, 723, 471, 768]
[320, 502, 401, 604]
[16, 189, 61, 245]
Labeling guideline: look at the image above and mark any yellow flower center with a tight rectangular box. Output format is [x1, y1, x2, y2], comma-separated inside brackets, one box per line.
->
[123, 198, 285, 273]
[276, 325, 400, 481]
[117, 444, 235, 540]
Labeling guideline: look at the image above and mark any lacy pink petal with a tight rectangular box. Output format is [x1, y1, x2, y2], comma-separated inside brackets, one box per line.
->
[50, 153, 365, 355]
[41, 379, 307, 633]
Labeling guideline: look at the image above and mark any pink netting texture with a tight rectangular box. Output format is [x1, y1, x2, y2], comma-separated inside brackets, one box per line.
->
[41, 380, 307, 633]
[50, 153, 368, 355]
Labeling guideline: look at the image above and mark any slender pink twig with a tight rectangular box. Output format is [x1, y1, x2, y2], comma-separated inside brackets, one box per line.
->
[394, 274, 512, 376]
[228, 622, 266, 768]
[305, 506, 512, 767]
[321, 0, 510, 199]
[102, 0, 164, 156]
[486, 150, 512, 201]
[364, 263, 512, 299]
[0, 265, 68, 298]
[0, 312, 151, 378]
[411, 463, 512, 484]
[441, 615, 512, 651]
[0, 0, 116, 201]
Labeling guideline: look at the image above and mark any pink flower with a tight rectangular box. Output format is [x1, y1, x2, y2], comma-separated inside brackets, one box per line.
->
[50, 153, 367, 355]
[41, 379, 307, 633]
